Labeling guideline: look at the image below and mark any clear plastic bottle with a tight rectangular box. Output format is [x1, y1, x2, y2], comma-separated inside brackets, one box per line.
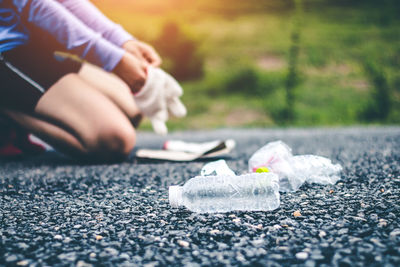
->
[169, 173, 280, 213]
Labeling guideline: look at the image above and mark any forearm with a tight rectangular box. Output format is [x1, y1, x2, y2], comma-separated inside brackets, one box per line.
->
[56, 0, 134, 47]
[15, 0, 125, 71]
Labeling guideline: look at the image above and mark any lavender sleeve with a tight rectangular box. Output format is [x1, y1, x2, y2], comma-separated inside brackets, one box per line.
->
[56, 0, 135, 47]
[14, 0, 125, 71]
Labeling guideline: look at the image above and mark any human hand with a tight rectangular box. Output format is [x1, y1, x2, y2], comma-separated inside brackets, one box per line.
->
[134, 67, 187, 135]
[122, 40, 162, 67]
[113, 52, 148, 93]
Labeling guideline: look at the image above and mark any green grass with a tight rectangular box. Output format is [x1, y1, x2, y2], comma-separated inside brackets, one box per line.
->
[94, 0, 400, 130]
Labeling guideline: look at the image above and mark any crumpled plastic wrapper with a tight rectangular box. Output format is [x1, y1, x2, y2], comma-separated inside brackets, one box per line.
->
[248, 141, 342, 192]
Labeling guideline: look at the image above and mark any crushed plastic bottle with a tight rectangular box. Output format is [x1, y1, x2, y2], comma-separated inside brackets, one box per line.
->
[169, 172, 280, 213]
[248, 141, 342, 192]
[200, 159, 236, 176]
[290, 155, 342, 185]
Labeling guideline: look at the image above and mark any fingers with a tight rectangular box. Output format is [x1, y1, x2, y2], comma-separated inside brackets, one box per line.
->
[123, 40, 162, 67]
[126, 45, 148, 66]
[153, 68, 187, 118]
[163, 73, 183, 97]
[122, 40, 148, 64]
[167, 97, 187, 118]
[139, 43, 162, 67]
[151, 119, 168, 135]
[153, 68, 183, 98]
[113, 53, 148, 93]
[151, 110, 168, 135]
[128, 61, 147, 93]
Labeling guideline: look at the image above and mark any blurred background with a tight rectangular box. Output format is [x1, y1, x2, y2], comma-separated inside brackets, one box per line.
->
[93, 0, 400, 130]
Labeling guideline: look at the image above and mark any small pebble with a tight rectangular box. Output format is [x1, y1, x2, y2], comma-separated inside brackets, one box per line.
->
[210, 229, 220, 235]
[16, 260, 29, 266]
[389, 229, 400, 240]
[76, 260, 92, 267]
[319, 231, 327, 238]
[6, 255, 18, 262]
[177, 240, 189, 248]
[293, 210, 302, 217]
[192, 251, 200, 257]
[378, 219, 387, 228]
[296, 252, 309, 260]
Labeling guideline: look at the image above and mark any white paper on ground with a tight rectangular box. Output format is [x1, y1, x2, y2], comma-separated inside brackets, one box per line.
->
[135, 139, 236, 161]
[164, 140, 222, 154]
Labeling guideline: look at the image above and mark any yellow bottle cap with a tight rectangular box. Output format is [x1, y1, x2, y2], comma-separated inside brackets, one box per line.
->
[256, 167, 270, 173]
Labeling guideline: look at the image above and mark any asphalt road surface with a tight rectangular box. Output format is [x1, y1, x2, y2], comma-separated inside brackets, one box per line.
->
[1, 127, 399, 266]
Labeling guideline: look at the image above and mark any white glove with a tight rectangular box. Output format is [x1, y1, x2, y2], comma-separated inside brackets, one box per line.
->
[134, 67, 187, 135]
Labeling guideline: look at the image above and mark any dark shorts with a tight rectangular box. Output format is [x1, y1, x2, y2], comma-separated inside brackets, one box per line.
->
[0, 26, 82, 112]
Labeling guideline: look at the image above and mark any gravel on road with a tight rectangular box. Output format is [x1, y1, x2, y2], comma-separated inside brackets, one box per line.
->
[1, 127, 399, 266]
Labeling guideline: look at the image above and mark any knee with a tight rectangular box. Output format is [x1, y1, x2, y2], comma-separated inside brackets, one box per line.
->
[85, 123, 136, 162]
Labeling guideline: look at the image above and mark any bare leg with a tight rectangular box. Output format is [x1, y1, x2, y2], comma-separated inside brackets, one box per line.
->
[4, 72, 137, 162]
[78, 63, 143, 126]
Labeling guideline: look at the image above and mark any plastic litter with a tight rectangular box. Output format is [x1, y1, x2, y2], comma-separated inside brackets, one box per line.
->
[248, 141, 342, 192]
[289, 155, 342, 185]
[200, 159, 236, 176]
[168, 141, 342, 213]
[169, 172, 280, 213]
[248, 141, 293, 173]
